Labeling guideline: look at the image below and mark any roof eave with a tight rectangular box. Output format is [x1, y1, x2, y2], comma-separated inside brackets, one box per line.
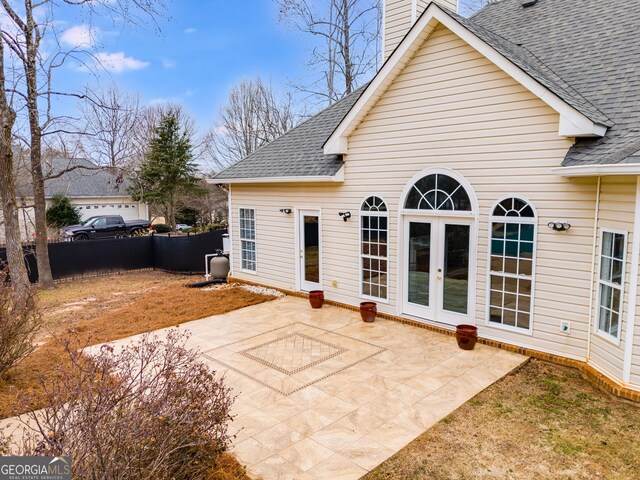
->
[553, 164, 640, 177]
[324, 3, 608, 155]
[208, 167, 345, 185]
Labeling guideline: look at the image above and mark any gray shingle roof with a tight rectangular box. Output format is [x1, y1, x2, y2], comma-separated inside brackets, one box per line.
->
[16, 157, 132, 199]
[472, 0, 640, 166]
[214, 86, 366, 180]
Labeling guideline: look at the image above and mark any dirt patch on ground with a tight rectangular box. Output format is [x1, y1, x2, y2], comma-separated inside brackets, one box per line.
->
[0, 276, 276, 419]
[363, 359, 640, 480]
[36, 271, 193, 338]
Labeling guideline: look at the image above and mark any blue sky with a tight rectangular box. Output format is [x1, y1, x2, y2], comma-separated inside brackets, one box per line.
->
[54, 1, 310, 131]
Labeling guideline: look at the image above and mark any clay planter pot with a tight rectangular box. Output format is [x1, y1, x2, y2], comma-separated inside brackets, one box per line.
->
[456, 324, 478, 351]
[360, 301, 377, 323]
[308, 290, 324, 309]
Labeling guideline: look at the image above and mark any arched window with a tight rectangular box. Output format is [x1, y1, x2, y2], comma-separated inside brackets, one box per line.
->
[405, 174, 472, 211]
[361, 196, 388, 300]
[488, 197, 537, 331]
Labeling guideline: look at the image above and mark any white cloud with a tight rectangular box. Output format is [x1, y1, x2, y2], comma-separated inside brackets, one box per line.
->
[61, 24, 98, 48]
[93, 52, 149, 73]
[162, 58, 176, 69]
[184, 27, 197, 34]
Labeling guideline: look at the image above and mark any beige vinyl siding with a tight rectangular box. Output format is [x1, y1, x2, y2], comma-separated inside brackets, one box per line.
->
[384, 0, 412, 59]
[417, 0, 457, 14]
[588, 177, 637, 383]
[231, 24, 598, 361]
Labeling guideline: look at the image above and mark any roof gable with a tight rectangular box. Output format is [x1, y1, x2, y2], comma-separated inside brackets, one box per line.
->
[324, 2, 609, 155]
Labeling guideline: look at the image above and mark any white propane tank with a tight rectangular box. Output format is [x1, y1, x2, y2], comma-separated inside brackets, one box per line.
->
[209, 255, 230, 280]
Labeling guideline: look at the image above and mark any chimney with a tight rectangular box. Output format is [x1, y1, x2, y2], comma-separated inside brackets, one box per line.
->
[383, 0, 458, 60]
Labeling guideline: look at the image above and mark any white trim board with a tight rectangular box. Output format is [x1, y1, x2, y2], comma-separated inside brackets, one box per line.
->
[209, 171, 345, 185]
[324, 3, 607, 155]
[553, 164, 640, 177]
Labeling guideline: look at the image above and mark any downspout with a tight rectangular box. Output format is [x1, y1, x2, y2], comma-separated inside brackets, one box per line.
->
[586, 176, 602, 363]
[622, 175, 640, 383]
[227, 184, 233, 275]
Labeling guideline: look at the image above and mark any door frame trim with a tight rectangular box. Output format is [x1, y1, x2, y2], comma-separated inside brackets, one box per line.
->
[295, 208, 323, 292]
[396, 167, 479, 326]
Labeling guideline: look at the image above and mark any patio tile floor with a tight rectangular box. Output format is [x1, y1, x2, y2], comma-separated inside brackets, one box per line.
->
[57, 296, 528, 478]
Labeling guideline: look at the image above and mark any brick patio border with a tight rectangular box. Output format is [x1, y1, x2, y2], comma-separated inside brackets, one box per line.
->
[229, 276, 640, 403]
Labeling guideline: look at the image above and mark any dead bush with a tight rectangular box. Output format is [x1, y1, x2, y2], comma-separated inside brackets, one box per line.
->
[0, 269, 41, 378]
[19, 330, 236, 480]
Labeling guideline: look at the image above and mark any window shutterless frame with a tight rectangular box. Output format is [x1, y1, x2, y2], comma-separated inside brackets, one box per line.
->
[238, 207, 257, 274]
[595, 228, 627, 344]
[485, 196, 537, 335]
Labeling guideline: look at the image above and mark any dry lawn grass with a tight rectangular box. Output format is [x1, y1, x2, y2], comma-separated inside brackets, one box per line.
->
[0, 273, 276, 420]
[364, 359, 640, 480]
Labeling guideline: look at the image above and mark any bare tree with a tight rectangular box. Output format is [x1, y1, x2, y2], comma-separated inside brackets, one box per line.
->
[0, 38, 29, 295]
[207, 78, 299, 170]
[277, 0, 381, 105]
[0, 0, 165, 289]
[81, 83, 141, 168]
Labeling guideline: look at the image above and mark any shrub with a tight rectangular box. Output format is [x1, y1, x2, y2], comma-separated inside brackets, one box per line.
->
[46, 194, 81, 228]
[19, 330, 236, 480]
[0, 269, 42, 378]
[152, 223, 172, 233]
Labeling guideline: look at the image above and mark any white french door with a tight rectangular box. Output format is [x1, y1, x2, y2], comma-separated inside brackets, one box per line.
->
[403, 215, 474, 326]
[297, 210, 322, 292]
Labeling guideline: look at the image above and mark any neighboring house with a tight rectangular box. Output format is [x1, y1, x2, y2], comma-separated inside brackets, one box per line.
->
[0, 157, 149, 243]
[213, 0, 640, 394]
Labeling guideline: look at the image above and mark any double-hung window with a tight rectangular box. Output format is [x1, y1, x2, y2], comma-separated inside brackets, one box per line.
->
[488, 197, 536, 331]
[239, 208, 257, 272]
[361, 196, 388, 300]
[597, 230, 626, 340]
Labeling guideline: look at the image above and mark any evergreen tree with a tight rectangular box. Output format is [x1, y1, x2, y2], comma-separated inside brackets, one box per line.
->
[45, 194, 81, 228]
[131, 110, 205, 229]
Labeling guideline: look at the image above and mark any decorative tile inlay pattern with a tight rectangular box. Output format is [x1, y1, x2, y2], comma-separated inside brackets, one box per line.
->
[242, 333, 346, 375]
[201, 322, 385, 395]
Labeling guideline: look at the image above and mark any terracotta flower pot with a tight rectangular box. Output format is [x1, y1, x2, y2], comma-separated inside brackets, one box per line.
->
[308, 290, 324, 309]
[360, 301, 377, 323]
[456, 324, 478, 351]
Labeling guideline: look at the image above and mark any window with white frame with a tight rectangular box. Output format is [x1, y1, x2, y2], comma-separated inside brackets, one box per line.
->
[239, 208, 256, 272]
[597, 230, 626, 339]
[488, 198, 536, 330]
[361, 196, 388, 300]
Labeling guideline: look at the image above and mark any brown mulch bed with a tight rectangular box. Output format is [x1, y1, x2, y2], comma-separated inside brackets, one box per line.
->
[363, 359, 640, 480]
[0, 280, 276, 420]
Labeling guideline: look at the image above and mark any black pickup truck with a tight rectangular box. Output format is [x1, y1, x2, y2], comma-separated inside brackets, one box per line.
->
[62, 215, 151, 241]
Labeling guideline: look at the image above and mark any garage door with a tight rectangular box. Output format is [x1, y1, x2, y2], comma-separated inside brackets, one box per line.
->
[76, 202, 142, 221]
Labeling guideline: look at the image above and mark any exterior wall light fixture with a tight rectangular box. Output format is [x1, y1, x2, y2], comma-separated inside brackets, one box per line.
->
[279, 208, 292, 214]
[548, 221, 571, 232]
[338, 211, 352, 222]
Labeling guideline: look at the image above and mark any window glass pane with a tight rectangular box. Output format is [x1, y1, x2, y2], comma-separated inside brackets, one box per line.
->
[490, 289, 503, 308]
[443, 224, 469, 314]
[489, 307, 502, 323]
[492, 223, 505, 239]
[490, 275, 503, 291]
[519, 259, 533, 277]
[518, 294, 531, 312]
[610, 311, 619, 337]
[517, 313, 530, 330]
[602, 232, 614, 258]
[491, 239, 504, 256]
[521, 224, 535, 242]
[611, 259, 623, 285]
[490, 256, 503, 272]
[613, 233, 625, 259]
[503, 309, 516, 326]
[408, 222, 431, 306]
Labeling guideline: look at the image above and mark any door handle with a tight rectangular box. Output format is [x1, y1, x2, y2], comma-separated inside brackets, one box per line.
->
[437, 275, 443, 280]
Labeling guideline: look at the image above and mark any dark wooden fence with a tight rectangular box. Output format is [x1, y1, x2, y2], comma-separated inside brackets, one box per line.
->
[0, 230, 227, 282]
